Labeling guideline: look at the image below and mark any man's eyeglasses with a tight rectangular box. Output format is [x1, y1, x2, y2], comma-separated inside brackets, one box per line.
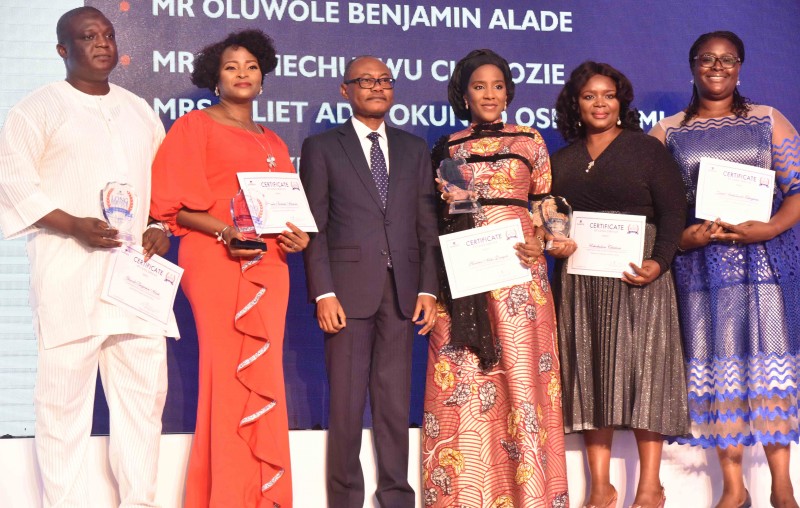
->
[693, 54, 741, 69]
[343, 77, 396, 89]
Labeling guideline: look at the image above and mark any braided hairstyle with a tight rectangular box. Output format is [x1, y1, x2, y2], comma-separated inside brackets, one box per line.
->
[681, 30, 751, 126]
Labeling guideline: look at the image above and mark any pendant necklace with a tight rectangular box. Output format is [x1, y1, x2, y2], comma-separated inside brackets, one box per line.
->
[220, 102, 277, 169]
[586, 160, 595, 172]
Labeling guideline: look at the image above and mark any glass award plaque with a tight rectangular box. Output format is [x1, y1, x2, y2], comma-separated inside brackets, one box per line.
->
[437, 157, 478, 214]
[101, 181, 138, 245]
[230, 190, 267, 251]
[537, 195, 573, 250]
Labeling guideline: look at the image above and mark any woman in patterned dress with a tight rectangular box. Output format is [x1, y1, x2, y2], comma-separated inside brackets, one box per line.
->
[550, 61, 689, 508]
[651, 31, 800, 508]
[421, 49, 569, 508]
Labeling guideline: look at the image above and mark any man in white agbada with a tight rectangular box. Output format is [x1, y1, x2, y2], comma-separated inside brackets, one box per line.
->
[0, 7, 179, 507]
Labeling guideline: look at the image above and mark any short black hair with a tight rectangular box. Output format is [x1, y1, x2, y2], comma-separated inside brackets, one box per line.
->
[191, 30, 278, 93]
[56, 6, 106, 45]
[448, 49, 515, 121]
[342, 55, 385, 82]
[554, 61, 641, 142]
[682, 30, 750, 125]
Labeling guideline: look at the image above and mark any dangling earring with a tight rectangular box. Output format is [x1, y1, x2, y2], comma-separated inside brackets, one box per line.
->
[736, 80, 741, 86]
[465, 100, 469, 110]
[616, 117, 622, 126]
[259, 87, 263, 95]
[504, 101, 507, 111]
[214, 86, 220, 97]
[577, 120, 582, 127]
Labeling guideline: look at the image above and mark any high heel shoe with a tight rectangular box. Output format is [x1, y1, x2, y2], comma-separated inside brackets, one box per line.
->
[630, 486, 666, 508]
[741, 489, 752, 508]
[584, 487, 618, 508]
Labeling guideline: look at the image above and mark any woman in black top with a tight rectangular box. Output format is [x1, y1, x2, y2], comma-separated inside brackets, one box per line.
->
[549, 61, 689, 508]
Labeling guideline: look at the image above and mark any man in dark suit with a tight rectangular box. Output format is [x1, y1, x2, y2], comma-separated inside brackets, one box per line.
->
[300, 56, 439, 507]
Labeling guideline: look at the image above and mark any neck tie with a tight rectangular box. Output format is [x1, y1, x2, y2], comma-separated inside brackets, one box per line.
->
[367, 132, 388, 207]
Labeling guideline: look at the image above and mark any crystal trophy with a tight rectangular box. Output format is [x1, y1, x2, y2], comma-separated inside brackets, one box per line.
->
[230, 190, 267, 251]
[537, 195, 573, 250]
[437, 157, 478, 214]
[101, 182, 138, 245]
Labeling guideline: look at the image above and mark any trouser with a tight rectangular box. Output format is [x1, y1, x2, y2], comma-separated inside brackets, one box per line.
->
[34, 333, 167, 508]
[325, 271, 415, 508]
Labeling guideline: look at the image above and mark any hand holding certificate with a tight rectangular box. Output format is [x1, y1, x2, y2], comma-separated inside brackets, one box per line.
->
[567, 211, 646, 278]
[439, 219, 532, 299]
[237, 172, 318, 234]
[101, 245, 183, 327]
[696, 157, 774, 225]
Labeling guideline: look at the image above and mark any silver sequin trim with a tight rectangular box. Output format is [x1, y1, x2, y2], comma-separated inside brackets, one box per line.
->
[240, 400, 277, 426]
[238, 341, 271, 372]
[262, 468, 285, 492]
[241, 255, 262, 272]
[235, 287, 266, 321]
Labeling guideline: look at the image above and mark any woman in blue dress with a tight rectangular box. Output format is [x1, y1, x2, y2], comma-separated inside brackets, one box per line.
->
[651, 31, 800, 508]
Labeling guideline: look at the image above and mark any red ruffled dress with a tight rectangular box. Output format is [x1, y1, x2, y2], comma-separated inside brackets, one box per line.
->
[151, 110, 293, 507]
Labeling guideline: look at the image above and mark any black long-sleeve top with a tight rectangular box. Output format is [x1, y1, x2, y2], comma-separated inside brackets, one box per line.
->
[550, 129, 687, 273]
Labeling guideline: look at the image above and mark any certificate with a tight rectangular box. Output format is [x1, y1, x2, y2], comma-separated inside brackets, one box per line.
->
[101, 245, 184, 327]
[237, 172, 319, 234]
[696, 157, 774, 224]
[439, 219, 532, 299]
[567, 211, 646, 278]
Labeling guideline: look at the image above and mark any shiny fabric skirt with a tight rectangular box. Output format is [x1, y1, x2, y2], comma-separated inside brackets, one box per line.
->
[555, 224, 690, 435]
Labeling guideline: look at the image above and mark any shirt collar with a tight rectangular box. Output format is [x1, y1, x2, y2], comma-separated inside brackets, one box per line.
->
[351, 116, 387, 140]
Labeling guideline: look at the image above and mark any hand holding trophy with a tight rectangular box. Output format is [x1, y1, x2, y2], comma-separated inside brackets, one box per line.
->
[538, 195, 573, 250]
[101, 182, 138, 245]
[230, 190, 267, 251]
[437, 157, 478, 214]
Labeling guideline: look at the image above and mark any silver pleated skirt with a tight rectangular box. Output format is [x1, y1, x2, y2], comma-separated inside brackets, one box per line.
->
[555, 223, 691, 435]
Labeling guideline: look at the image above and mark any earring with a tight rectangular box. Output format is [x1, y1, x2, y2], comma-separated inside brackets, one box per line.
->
[690, 79, 694, 84]
[214, 86, 220, 97]
[465, 100, 469, 110]
[577, 120, 582, 127]
[259, 87, 263, 95]
[616, 117, 622, 126]
[736, 80, 741, 86]
[504, 101, 507, 111]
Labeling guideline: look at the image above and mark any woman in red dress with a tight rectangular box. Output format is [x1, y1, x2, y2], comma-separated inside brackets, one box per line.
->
[150, 30, 308, 507]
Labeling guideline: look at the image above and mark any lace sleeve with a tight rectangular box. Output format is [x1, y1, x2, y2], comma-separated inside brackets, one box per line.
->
[772, 108, 800, 197]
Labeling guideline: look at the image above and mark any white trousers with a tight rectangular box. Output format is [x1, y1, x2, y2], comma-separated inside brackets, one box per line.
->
[34, 333, 167, 508]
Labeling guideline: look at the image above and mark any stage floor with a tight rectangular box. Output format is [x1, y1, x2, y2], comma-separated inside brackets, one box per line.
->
[1, 430, 797, 507]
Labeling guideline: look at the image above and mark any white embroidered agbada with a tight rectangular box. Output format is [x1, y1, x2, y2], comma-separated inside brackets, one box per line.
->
[0, 81, 179, 348]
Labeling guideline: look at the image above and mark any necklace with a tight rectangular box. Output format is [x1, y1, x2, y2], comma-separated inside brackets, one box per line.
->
[219, 102, 277, 169]
[586, 160, 595, 172]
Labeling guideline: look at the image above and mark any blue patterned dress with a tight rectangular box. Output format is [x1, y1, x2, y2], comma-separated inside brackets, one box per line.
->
[657, 105, 800, 448]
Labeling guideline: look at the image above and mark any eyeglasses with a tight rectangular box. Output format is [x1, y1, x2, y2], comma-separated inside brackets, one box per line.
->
[343, 77, 396, 89]
[693, 54, 741, 69]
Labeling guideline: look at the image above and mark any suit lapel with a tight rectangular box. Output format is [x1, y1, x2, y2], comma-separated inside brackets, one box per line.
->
[337, 120, 385, 213]
[385, 127, 402, 212]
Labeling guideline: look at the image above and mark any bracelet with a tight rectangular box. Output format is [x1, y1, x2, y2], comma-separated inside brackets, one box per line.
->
[536, 236, 545, 251]
[146, 221, 171, 236]
[216, 225, 232, 244]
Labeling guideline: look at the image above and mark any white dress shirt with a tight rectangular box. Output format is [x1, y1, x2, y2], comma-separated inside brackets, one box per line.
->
[351, 116, 390, 174]
[0, 81, 179, 348]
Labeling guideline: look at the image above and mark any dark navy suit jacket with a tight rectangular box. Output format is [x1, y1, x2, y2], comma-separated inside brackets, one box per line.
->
[300, 119, 438, 319]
